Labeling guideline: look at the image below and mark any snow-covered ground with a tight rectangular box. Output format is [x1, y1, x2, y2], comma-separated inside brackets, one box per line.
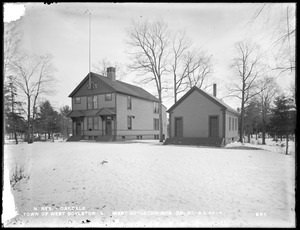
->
[2, 139, 295, 227]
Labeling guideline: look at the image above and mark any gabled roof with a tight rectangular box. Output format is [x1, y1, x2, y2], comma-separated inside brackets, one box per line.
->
[67, 110, 85, 118]
[96, 108, 116, 116]
[167, 86, 239, 116]
[69, 72, 159, 102]
[66, 110, 102, 118]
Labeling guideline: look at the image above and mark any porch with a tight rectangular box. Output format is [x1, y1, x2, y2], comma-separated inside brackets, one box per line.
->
[66, 108, 116, 142]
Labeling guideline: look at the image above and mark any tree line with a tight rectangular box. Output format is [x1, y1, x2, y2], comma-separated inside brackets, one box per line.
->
[122, 4, 295, 144]
[4, 21, 71, 144]
[4, 86, 72, 143]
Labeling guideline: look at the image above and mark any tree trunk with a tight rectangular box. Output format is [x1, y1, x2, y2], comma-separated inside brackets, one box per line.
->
[158, 92, 164, 143]
[239, 105, 245, 143]
[14, 132, 18, 144]
[286, 134, 289, 155]
[262, 115, 266, 145]
[27, 97, 32, 143]
[239, 83, 245, 143]
[159, 101, 164, 142]
[66, 126, 69, 140]
[248, 133, 251, 143]
[174, 75, 177, 103]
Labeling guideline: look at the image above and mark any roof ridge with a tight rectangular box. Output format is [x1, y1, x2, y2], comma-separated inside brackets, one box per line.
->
[92, 72, 159, 102]
[167, 86, 238, 115]
[196, 87, 238, 114]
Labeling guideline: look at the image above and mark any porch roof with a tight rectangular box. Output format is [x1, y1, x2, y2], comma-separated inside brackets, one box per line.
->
[67, 108, 116, 118]
[66, 110, 85, 118]
[96, 108, 116, 116]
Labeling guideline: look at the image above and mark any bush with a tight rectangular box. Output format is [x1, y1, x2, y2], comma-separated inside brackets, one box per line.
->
[10, 164, 30, 189]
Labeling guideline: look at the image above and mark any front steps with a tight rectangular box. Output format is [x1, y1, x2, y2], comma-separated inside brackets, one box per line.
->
[164, 137, 225, 147]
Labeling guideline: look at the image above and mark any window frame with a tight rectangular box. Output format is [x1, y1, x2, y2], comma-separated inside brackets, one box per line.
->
[153, 118, 159, 130]
[93, 95, 98, 109]
[153, 102, 159, 114]
[93, 116, 99, 130]
[75, 97, 81, 104]
[127, 96, 132, 110]
[127, 116, 132, 130]
[87, 95, 98, 110]
[88, 117, 93, 130]
[105, 93, 112, 101]
[87, 96, 93, 110]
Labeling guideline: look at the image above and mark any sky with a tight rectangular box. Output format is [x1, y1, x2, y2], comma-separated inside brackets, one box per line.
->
[3, 2, 295, 111]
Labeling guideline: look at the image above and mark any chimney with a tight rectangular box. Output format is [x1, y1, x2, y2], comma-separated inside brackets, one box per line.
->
[213, 84, 217, 97]
[107, 67, 116, 81]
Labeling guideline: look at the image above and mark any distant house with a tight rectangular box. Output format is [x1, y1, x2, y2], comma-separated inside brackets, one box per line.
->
[67, 67, 167, 141]
[165, 84, 239, 147]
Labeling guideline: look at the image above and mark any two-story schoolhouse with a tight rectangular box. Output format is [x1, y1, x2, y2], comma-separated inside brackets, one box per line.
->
[66, 67, 167, 141]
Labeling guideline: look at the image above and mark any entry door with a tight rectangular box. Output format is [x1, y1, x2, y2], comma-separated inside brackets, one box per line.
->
[106, 119, 112, 136]
[175, 117, 183, 137]
[76, 119, 81, 136]
[209, 116, 218, 138]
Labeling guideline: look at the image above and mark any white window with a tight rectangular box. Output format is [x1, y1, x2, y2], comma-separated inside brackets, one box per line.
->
[75, 97, 81, 104]
[153, 102, 159, 114]
[105, 93, 112, 101]
[93, 116, 99, 130]
[88, 117, 93, 130]
[93, 95, 98, 109]
[87, 95, 98, 109]
[127, 116, 132, 130]
[127, 96, 132, 110]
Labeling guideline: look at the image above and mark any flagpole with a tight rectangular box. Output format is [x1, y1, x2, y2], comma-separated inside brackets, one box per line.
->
[89, 12, 92, 88]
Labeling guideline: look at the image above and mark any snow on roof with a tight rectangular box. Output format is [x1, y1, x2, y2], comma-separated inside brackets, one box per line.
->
[167, 86, 239, 115]
[69, 72, 159, 102]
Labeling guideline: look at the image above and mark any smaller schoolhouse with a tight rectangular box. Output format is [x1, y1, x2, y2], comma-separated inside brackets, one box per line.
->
[165, 84, 239, 147]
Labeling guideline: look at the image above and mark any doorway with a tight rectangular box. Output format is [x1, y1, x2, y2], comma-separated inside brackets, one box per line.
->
[76, 119, 81, 136]
[106, 117, 112, 136]
[209, 116, 219, 138]
[175, 117, 183, 138]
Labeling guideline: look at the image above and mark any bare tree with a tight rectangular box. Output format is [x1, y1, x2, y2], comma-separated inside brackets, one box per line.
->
[92, 58, 127, 80]
[228, 41, 263, 143]
[126, 19, 170, 142]
[170, 31, 214, 103]
[270, 5, 295, 75]
[185, 50, 214, 91]
[245, 3, 295, 75]
[256, 77, 279, 144]
[10, 52, 56, 143]
[170, 31, 192, 103]
[4, 21, 22, 78]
